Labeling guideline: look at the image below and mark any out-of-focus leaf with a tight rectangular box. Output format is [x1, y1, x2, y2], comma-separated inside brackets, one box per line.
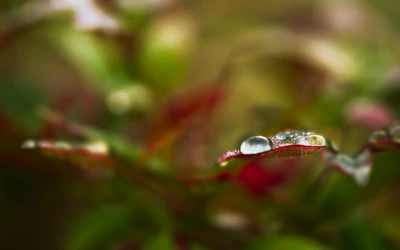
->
[139, 14, 194, 89]
[191, 244, 210, 250]
[65, 205, 136, 250]
[337, 212, 389, 250]
[237, 159, 298, 196]
[143, 84, 225, 158]
[36, 108, 143, 162]
[21, 139, 119, 173]
[143, 232, 179, 250]
[52, 27, 128, 91]
[0, 76, 48, 133]
[247, 235, 331, 250]
[345, 100, 396, 129]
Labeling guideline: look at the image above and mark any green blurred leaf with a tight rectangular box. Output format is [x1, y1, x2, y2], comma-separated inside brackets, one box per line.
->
[247, 235, 332, 250]
[52, 27, 128, 91]
[0, 76, 48, 132]
[140, 43, 187, 89]
[191, 244, 210, 250]
[143, 232, 179, 250]
[65, 205, 136, 250]
[337, 212, 389, 250]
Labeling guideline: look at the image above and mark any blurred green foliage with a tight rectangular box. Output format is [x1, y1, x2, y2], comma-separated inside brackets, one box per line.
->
[1, 0, 400, 250]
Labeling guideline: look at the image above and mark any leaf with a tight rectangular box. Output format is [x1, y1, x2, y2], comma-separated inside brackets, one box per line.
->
[37, 108, 142, 162]
[322, 150, 372, 186]
[142, 233, 179, 250]
[247, 235, 332, 250]
[218, 125, 400, 186]
[143, 84, 226, 158]
[21, 139, 118, 172]
[65, 205, 136, 250]
[337, 213, 389, 250]
[0, 76, 49, 133]
[218, 130, 329, 165]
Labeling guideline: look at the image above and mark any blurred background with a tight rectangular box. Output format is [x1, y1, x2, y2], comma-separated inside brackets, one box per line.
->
[1, 0, 400, 249]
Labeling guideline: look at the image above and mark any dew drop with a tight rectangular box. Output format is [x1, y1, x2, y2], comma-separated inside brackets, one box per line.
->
[368, 130, 387, 143]
[275, 132, 288, 140]
[240, 136, 272, 155]
[389, 125, 400, 142]
[295, 134, 326, 146]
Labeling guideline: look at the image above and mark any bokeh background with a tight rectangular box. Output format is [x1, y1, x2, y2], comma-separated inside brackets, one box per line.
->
[1, 0, 400, 249]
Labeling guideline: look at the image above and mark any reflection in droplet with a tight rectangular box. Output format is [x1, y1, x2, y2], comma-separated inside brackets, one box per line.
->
[295, 135, 326, 146]
[368, 130, 387, 143]
[389, 125, 400, 142]
[240, 136, 272, 155]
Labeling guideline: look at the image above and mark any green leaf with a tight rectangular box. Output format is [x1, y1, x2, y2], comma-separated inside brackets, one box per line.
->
[247, 235, 332, 250]
[143, 232, 179, 250]
[64, 205, 136, 250]
[0, 76, 48, 132]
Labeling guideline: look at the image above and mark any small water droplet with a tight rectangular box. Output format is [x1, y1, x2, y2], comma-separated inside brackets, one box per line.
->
[295, 134, 326, 146]
[389, 125, 400, 142]
[368, 130, 387, 143]
[275, 132, 288, 140]
[240, 136, 272, 155]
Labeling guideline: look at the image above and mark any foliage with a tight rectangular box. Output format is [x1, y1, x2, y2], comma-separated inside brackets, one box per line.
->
[1, 0, 400, 250]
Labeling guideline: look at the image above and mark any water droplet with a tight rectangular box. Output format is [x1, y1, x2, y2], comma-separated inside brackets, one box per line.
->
[275, 132, 288, 140]
[368, 130, 387, 143]
[389, 125, 400, 142]
[295, 134, 326, 146]
[240, 136, 272, 155]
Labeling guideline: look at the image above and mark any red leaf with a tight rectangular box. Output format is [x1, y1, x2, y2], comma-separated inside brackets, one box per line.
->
[219, 130, 328, 165]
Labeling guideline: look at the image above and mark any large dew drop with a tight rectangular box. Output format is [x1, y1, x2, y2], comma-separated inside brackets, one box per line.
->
[295, 134, 326, 146]
[240, 136, 272, 155]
